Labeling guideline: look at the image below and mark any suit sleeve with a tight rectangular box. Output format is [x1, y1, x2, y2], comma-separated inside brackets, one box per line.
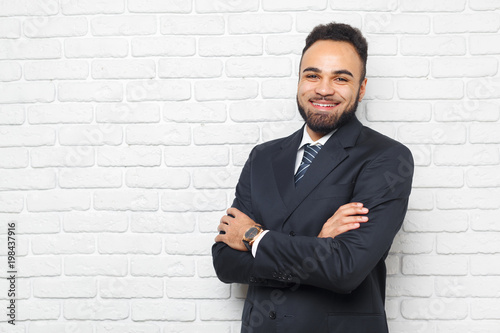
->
[250, 144, 414, 293]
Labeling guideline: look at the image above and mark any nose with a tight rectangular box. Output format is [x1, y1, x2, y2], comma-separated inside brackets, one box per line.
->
[315, 78, 335, 97]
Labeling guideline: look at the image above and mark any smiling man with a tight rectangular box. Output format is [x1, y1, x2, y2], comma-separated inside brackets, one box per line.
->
[213, 23, 414, 333]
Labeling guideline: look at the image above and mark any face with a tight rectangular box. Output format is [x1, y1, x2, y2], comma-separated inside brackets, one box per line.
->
[297, 40, 367, 139]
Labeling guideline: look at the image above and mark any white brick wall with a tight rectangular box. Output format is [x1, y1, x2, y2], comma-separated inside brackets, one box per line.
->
[0, 1, 498, 332]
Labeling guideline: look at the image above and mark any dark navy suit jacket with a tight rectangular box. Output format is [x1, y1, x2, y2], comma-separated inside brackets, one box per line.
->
[212, 117, 414, 333]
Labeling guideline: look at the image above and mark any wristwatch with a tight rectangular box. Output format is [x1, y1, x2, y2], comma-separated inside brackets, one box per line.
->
[242, 225, 264, 251]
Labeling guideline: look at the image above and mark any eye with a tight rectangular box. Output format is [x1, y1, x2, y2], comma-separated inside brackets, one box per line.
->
[306, 74, 319, 79]
[335, 77, 348, 82]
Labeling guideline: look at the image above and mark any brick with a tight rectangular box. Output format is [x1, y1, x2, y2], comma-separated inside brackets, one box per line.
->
[195, 0, 259, 13]
[366, 102, 432, 122]
[161, 15, 224, 34]
[17, 256, 61, 277]
[132, 37, 195, 57]
[199, 36, 262, 57]
[437, 189, 500, 209]
[0, 82, 55, 103]
[198, 211, 225, 233]
[126, 124, 190, 146]
[131, 300, 195, 321]
[261, 79, 297, 99]
[64, 299, 128, 320]
[401, 36, 466, 56]
[403, 255, 469, 275]
[31, 147, 95, 167]
[59, 124, 122, 146]
[226, 57, 291, 78]
[129, 0, 191, 13]
[262, 0, 327, 11]
[470, 123, 500, 143]
[435, 13, 500, 33]
[366, 36, 398, 55]
[62, 0, 125, 15]
[228, 14, 292, 34]
[98, 234, 162, 254]
[0, 148, 28, 168]
[59, 82, 123, 102]
[470, 0, 500, 10]
[96, 324, 160, 333]
[193, 168, 240, 189]
[434, 145, 499, 166]
[100, 278, 163, 298]
[230, 100, 296, 122]
[195, 79, 259, 101]
[363, 78, 394, 100]
[386, 276, 433, 297]
[32, 234, 94, 254]
[0, 105, 24, 124]
[194, 124, 260, 144]
[471, 255, 500, 275]
[401, 299, 468, 320]
[197, 256, 217, 276]
[65, 38, 128, 58]
[34, 278, 96, 298]
[385, 255, 399, 275]
[0, 126, 55, 147]
[406, 145, 431, 166]
[162, 190, 227, 212]
[367, 57, 429, 78]
[401, 0, 466, 11]
[266, 35, 304, 55]
[438, 233, 500, 254]
[131, 255, 195, 277]
[165, 234, 216, 255]
[199, 300, 244, 321]
[0, 212, 59, 234]
[467, 78, 500, 99]
[28, 104, 93, 124]
[163, 102, 227, 123]
[436, 321, 500, 333]
[398, 79, 463, 100]
[262, 122, 306, 142]
[467, 167, 500, 188]
[365, 14, 430, 34]
[385, 299, 398, 320]
[91, 15, 156, 36]
[24, 17, 87, 37]
[390, 232, 434, 254]
[163, 323, 231, 333]
[17, 300, 60, 320]
[0, 39, 61, 60]
[94, 190, 158, 211]
[471, 299, 500, 319]
[365, 123, 396, 140]
[164, 146, 229, 167]
[436, 276, 500, 298]
[27, 191, 90, 212]
[432, 57, 498, 78]
[92, 59, 155, 79]
[413, 166, 464, 187]
[232, 145, 254, 166]
[65, 255, 128, 277]
[408, 189, 434, 210]
[126, 80, 190, 102]
[434, 101, 500, 122]
[97, 103, 160, 123]
[158, 58, 223, 78]
[166, 277, 230, 299]
[398, 124, 466, 144]
[0, 62, 21, 81]
[126, 168, 190, 189]
[0, 169, 55, 190]
[63, 211, 128, 232]
[97, 146, 161, 167]
[296, 13, 362, 32]
[30, 323, 93, 333]
[404, 210, 468, 232]
[0, 0, 59, 16]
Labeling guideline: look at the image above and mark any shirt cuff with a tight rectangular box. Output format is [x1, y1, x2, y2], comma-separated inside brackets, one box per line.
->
[251, 230, 269, 257]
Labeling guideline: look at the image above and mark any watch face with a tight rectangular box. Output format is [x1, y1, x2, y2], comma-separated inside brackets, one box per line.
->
[245, 227, 259, 239]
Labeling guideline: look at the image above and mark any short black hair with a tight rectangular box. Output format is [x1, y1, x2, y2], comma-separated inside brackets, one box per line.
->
[300, 22, 368, 81]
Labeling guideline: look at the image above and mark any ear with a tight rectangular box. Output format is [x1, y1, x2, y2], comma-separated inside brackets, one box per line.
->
[358, 78, 367, 102]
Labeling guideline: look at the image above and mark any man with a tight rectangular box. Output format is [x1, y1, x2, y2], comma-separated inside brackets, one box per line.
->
[213, 22, 413, 333]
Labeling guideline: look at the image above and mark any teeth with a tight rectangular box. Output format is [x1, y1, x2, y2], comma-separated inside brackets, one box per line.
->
[312, 102, 337, 107]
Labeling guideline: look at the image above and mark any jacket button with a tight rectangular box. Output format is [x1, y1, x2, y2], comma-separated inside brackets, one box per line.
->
[269, 311, 276, 320]
[289, 231, 296, 236]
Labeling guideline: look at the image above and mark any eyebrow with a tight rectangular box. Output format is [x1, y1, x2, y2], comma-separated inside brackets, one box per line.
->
[302, 67, 354, 78]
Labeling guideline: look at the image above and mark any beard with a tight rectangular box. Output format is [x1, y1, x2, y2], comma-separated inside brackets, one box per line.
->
[297, 91, 360, 135]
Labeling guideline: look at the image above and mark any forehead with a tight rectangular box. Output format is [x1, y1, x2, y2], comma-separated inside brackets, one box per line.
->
[300, 40, 363, 76]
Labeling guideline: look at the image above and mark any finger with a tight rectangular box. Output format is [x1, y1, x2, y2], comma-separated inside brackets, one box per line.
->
[340, 206, 369, 217]
[214, 234, 225, 243]
[339, 215, 369, 224]
[220, 215, 232, 225]
[217, 223, 227, 233]
[226, 207, 240, 217]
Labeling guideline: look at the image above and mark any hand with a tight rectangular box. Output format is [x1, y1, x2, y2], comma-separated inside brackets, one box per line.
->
[318, 202, 369, 238]
[215, 207, 258, 252]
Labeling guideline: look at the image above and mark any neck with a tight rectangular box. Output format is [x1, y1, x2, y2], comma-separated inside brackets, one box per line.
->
[306, 126, 325, 142]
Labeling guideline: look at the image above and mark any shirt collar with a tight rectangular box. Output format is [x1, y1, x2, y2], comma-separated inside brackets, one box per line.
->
[298, 125, 336, 151]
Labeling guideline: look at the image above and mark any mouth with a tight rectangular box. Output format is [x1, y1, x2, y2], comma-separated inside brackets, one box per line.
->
[310, 100, 340, 111]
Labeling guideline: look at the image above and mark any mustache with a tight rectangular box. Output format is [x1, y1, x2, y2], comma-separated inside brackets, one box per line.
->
[309, 96, 340, 103]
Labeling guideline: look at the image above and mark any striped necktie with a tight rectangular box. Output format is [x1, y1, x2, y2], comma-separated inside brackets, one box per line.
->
[294, 143, 322, 186]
